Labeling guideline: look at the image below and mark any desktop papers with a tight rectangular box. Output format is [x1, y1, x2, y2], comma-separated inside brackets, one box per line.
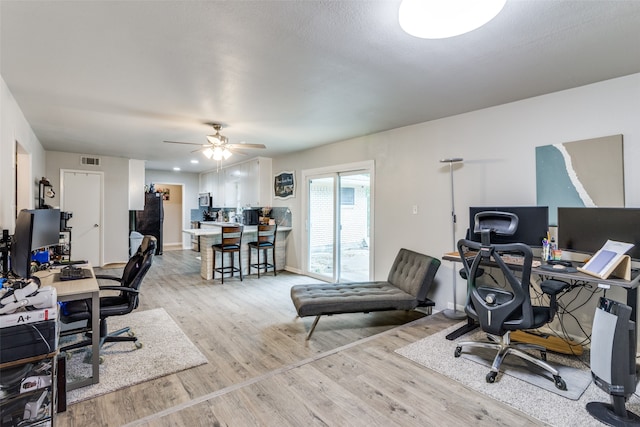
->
[578, 239, 634, 280]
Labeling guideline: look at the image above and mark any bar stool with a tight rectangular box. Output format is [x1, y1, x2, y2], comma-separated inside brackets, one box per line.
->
[212, 225, 243, 283]
[248, 224, 277, 277]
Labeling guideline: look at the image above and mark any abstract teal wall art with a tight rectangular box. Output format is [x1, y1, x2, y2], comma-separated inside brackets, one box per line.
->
[536, 135, 624, 225]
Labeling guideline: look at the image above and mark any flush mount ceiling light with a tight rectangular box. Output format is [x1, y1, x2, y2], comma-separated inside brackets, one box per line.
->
[399, 0, 506, 39]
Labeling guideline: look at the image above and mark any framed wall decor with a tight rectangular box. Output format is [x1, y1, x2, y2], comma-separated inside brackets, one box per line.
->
[536, 134, 624, 225]
[274, 171, 295, 199]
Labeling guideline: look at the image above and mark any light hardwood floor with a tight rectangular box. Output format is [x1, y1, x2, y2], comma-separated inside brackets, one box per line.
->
[56, 249, 544, 426]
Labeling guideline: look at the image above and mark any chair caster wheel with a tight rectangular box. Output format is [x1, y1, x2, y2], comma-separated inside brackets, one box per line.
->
[128, 331, 136, 337]
[454, 346, 462, 357]
[65, 352, 73, 360]
[99, 356, 105, 364]
[553, 375, 566, 390]
[486, 371, 497, 383]
[135, 342, 143, 350]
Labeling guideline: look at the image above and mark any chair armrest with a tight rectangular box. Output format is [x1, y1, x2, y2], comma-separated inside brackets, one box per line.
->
[540, 279, 569, 296]
[95, 274, 122, 282]
[98, 285, 139, 294]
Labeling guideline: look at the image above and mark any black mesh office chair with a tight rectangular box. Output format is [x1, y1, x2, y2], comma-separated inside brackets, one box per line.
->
[60, 236, 156, 358]
[454, 212, 568, 390]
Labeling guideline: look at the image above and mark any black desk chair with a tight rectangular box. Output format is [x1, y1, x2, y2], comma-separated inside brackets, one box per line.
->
[60, 236, 156, 359]
[212, 225, 243, 283]
[454, 212, 568, 390]
[248, 224, 277, 278]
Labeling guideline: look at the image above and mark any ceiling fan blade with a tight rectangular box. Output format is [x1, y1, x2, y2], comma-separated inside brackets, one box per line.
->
[227, 143, 266, 150]
[226, 147, 248, 156]
[163, 140, 205, 146]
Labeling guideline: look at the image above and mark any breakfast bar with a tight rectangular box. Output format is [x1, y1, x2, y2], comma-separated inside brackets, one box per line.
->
[183, 223, 291, 280]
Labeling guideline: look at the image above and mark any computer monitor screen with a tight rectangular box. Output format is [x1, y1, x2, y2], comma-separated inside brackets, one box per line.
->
[468, 206, 549, 247]
[10, 210, 35, 279]
[557, 207, 640, 261]
[31, 208, 61, 251]
[10, 209, 60, 279]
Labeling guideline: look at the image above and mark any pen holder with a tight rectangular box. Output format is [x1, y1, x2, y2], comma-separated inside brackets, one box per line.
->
[542, 245, 550, 261]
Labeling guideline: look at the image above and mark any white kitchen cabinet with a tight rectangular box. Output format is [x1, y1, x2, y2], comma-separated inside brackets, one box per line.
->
[199, 171, 211, 193]
[200, 170, 224, 206]
[224, 164, 241, 207]
[239, 157, 272, 207]
[200, 157, 272, 208]
[212, 171, 224, 206]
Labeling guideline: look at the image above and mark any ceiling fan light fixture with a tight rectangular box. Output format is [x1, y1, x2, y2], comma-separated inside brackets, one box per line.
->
[222, 148, 232, 160]
[203, 147, 214, 159]
[212, 146, 224, 161]
[399, 0, 506, 39]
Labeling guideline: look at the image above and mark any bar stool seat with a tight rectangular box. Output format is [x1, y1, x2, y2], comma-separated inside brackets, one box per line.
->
[212, 225, 243, 283]
[248, 224, 277, 277]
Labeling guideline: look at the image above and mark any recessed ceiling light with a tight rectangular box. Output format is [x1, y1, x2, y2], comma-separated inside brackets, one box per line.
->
[173, 167, 181, 171]
[399, 0, 506, 39]
[190, 159, 199, 164]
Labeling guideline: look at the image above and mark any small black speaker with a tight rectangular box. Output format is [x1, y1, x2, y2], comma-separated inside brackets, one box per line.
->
[587, 297, 640, 425]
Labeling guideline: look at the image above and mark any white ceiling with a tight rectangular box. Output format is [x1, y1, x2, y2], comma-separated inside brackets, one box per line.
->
[2, 1, 640, 173]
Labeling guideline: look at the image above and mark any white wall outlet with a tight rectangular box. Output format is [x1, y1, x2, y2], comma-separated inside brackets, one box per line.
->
[412, 205, 418, 215]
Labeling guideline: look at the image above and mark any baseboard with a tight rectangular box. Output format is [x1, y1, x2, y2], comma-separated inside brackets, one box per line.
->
[446, 302, 466, 312]
[163, 243, 183, 251]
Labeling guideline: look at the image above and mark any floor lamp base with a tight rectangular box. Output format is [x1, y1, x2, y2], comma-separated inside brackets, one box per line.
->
[442, 309, 467, 320]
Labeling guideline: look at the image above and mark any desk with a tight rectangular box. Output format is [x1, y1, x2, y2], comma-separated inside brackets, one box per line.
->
[35, 267, 100, 390]
[441, 252, 640, 340]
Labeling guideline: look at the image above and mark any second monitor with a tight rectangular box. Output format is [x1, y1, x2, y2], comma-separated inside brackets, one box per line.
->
[468, 206, 549, 247]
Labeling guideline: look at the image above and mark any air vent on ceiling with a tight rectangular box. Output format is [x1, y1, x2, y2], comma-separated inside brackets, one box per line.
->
[80, 156, 101, 166]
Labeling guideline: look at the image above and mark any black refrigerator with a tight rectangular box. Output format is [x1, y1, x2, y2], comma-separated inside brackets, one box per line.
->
[134, 192, 163, 255]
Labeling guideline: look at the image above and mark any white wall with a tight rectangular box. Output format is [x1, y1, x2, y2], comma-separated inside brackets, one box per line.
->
[273, 73, 640, 328]
[45, 151, 131, 264]
[0, 76, 46, 231]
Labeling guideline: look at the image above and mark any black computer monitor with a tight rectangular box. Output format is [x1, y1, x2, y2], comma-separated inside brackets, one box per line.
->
[10, 209, 60, 279]
[557, 207, 640, 261]
[468, 206, 549, 247]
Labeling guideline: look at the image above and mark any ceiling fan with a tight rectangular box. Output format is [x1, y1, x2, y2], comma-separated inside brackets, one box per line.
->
[164, 123, 266, 161]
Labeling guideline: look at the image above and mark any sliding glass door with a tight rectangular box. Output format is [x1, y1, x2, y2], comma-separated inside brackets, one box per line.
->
[308, 175, 336, 280]
[304, 162, 373, 283]
[338, 172, 371, 282]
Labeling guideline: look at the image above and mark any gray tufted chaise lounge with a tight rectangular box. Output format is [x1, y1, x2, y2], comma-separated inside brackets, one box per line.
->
[290, 248, 441, 339]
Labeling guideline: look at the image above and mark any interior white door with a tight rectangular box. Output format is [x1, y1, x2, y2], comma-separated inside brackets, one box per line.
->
[61, 170, 102, 265]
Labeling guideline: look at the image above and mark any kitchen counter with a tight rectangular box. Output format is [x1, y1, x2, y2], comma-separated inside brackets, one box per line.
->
[182, 224, 291, 280]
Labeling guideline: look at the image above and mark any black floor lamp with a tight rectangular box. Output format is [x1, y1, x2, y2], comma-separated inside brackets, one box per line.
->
[440, 158, 466, 319]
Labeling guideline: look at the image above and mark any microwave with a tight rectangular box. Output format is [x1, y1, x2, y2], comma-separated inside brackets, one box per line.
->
[199, 193, 211, 207]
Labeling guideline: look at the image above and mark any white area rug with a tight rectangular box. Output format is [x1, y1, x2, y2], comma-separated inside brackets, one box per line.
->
[395, 323, 640, 427]
[65, 308, 208, 404]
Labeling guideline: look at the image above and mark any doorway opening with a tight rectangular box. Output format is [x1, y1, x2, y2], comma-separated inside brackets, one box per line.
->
[154, 182, 185, 251]
[15, 141, 31, 215]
